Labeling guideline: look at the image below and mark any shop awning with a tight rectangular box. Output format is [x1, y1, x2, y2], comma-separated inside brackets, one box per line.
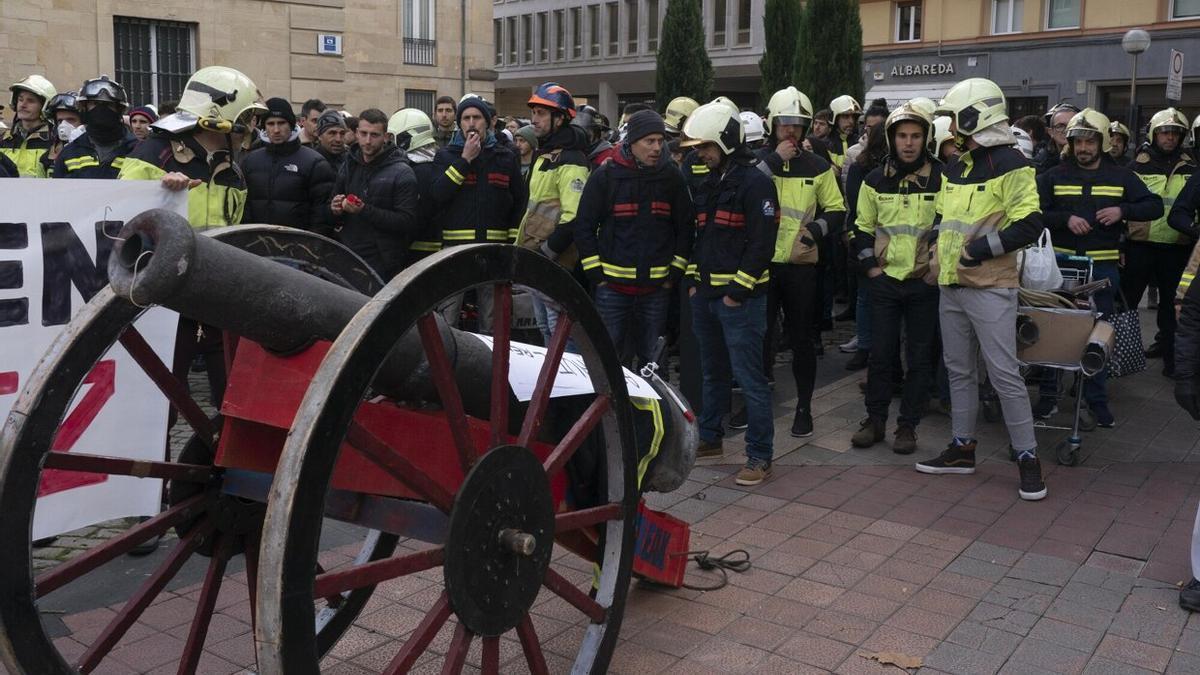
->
[864, 83, 951, 109]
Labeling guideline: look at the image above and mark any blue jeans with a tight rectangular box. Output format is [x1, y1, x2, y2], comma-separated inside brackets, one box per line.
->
[594, 284, 670, 366]
[690, 293, 774, 461]
[531, 292, 579, 354]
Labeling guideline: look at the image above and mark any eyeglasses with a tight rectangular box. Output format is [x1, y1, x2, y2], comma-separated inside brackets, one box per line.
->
[1051, 124, 1068, 132]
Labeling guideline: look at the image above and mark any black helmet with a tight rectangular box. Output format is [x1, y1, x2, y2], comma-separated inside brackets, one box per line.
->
[77, 75, 129, 112]
[44, 91, 79, 123]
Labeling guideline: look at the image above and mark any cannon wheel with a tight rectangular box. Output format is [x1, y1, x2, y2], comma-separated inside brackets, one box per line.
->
[257, 244, 639, 674]
[0, 226, 390, 674]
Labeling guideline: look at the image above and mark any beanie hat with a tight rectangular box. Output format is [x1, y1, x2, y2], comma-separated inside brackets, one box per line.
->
[264, 97, 297, 127]
[515, 124, 539, 151]
[316, 109, 347, 135]
[624, 109, 666, 144]
[129, 105, 157, 123]
[456, 96, 493, 127]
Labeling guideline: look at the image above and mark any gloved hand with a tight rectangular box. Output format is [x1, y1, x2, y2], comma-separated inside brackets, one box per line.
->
[1175, 378, 1200, 420]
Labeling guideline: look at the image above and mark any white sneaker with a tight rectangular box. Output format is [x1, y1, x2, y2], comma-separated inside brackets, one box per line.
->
[839, 337, 858, 353]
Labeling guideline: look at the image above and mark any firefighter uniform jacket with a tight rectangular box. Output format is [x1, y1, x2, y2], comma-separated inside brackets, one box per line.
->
[682, 149, 710, 193]
[404, 156, 442, 265]
[52, 130, 140, 180]
[758, 147, 846, 266]
[0, 123, 52, 177]
[516, 124, 590, 267]
[1036, 155, 1163, 262]
[853, 159, 942, 281]
[574, 146, 694, 288]
[118, 133, 248, 228]
[430, 136, 528, 246]
[687, 159, 779, 302]
[1170, 172, 1200, 300]
[827, 131, 852, 171]
[1128, 143, 1196, 245]
[933, 144, 1044, 288]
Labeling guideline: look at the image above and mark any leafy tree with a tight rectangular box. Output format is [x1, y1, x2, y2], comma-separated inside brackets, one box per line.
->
[656, 0, 714, 107]
[793, 0, 864, 114]
[758, 0, 805, 107]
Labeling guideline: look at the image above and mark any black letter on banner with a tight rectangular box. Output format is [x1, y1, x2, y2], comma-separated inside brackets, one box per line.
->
[40, 220, 121, 326]
[0, 222, 29, 327]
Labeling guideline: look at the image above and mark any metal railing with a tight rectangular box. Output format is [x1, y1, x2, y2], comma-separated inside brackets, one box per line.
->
[403, 37, 437, 66]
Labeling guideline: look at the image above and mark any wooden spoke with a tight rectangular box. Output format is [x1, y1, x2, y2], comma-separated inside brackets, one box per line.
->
[417, 313, 477, 472]
[555, 503, 624, 533]
[440, 622, 473, 675]
[42, 452, 214, 483]
[176, 533, 234, 675]
[383, 592, 452, 675]
[244, 531, 260, 645]
[118, 326, 215, 444]
[543, 395, 610, 478]
[313, 547, 444, 599]
[346, 421, 454, 513]
[516, 615, 550, 675]
[542, 567, 606, 624]
[490, 283, 513, 447]
[481, 636, 500, 675]
[518, 314, 573, 447]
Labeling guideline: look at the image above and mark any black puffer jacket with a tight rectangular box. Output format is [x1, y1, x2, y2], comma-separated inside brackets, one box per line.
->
[332, 143, 419, 278]
[241, 136, 336, 235]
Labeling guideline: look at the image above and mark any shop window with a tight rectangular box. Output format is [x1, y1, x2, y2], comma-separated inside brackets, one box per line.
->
[1172, 0, 1200, 19]
[896, 2, 921, 42]
[113, 16, 195, 106]
[991, 0, 1023, 34]
[1046, 0, 1079, 29]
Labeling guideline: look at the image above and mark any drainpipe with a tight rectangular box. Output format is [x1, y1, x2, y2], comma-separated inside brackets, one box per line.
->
[461, 0, 467, 96]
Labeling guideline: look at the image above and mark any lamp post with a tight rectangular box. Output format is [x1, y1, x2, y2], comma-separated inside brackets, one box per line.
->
[1122, 29, 1151, 147]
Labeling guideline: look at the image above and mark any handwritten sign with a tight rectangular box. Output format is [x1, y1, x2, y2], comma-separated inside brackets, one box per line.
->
[470, 334, 660, 401]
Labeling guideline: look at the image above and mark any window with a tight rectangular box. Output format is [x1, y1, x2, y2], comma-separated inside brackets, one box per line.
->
[1171, 0, 1200, 18]
[1045, 0, 1078, 29]
[521, 14, 532, 63]
[737, 0, 751, 44]
[607, 2, 619, 55]
[991, 0, 1023, 34]
[554, 10, 565, 60]
[507, 16, 518, 64]
[404, 89, 435, 116]
[647, 0, 660, 51]
[494, 19, 503, 65]
[113, 17, 195, 106]
[403, 0, 434, 39]
[589, 5, 601, 57]
[626, 0, 638, 52]
[537, 12, 548, 62]
[571, 7, 582, 58]
[713, 0, 727, 47]
[896, 2, 921, 41]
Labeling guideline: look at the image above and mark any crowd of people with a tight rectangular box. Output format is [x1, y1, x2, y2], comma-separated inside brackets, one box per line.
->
[5, 65, 1200, 507]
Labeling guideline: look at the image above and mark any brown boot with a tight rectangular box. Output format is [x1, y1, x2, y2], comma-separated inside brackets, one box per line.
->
[697, 439, 724, 458]
[851, 417, 886, 448]
[893, 425, 917, 455]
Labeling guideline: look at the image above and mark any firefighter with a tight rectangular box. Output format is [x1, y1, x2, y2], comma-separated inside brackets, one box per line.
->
[1, 75, 56, 177]
[55, 76, 140, 180]
[932, 116, 959, 164]
[1109, 120, 1132, 163]
[1033, 109, 1163, 427]
[828, 94, 862, 171]
[43, 91, 80, 175]
[388, 108, 442, 267]
[1121, 107, 1196, 377]
[850, 101, 942, 454]
[663, 96, 699, 138]
[681, 101, 779, 486]
[914, 78, 1047, 501]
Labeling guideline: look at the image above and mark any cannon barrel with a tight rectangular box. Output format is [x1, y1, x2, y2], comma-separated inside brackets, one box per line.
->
[107, 209, 493, 412]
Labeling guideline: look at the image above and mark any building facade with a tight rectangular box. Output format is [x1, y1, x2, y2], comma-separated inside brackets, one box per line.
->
[859, 0, 1200, 135]
[0, 0, 497, 116]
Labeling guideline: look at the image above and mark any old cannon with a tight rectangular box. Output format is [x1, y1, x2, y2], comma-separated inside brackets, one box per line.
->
[0, 209, 696, 674]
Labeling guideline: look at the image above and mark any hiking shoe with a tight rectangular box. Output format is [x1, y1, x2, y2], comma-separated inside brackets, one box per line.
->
[845, 350, 869, 371]
[735, 458, 773, 486]
[728, 407, 749, 430]
[791, 409, 814, 438]
[697, 439, 724, 458]
[851, 417, 885, 448]
[1091, 402, 1115, 428]
[893, 425, 918, 455]
[1017, 456, 1047, 501]
[1181, 578, 1200, 612]
[915, 439, 977, 475]
[1032, 398, 1058, 420]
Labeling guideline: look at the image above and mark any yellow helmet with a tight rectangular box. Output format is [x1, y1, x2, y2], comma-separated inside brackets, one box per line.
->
[1148, 107, 1189, 138]
[1109, 120, 1131, 141]
[935, 77, 1008, 136]
[663, 96, 699, 135]
[711, 96, 740, 116]
[170, 66, 267, 134]
[1066, 108, 1112, 154]
[830, 95, 862, 120]
[931, 116, 954, 155]
[9, 74, 56, 110]
[388, 108, 436, 151]
[765, 86, 814, 133]
[907, 97, 937, 119]
[679, 101, 743, 155]
[884, 101, 933, 157]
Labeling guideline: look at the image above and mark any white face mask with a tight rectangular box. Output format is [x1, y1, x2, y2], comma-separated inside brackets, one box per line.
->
[57, 120, 77, 142]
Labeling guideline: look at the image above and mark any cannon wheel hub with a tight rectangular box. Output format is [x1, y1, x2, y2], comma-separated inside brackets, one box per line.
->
[443, 445, 554, 637]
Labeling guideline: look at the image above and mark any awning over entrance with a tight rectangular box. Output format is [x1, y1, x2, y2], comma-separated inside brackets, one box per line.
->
[864, 83, 951, 110]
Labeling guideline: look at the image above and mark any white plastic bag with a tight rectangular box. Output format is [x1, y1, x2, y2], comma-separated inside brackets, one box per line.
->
[1018, 229, 1063, 291]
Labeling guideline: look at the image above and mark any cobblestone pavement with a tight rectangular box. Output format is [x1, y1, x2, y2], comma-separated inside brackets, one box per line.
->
[22, 310, 1200, 673]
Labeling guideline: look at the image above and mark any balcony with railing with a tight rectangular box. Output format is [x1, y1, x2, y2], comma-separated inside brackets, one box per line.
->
[403, 37, 437, 66]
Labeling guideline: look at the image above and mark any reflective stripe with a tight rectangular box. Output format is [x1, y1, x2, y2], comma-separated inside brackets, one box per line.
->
[65, 156, 99, 170]
[937, 219, 996, 236]
[1182, 273, 1195, 292]
[111, 157, 125, 169]
[1091, 185, 1124, 197]
[1052, 246, 1120, 261]
[780, 205, 811, 223]
[649, 265, 670, 278]
[671, 255, 688, 270]
[878, 224, 926, 237]
[410, 241, 441, 252]
[709, 269, 770, 287]
[445, 165, 465, 185]
[601, 263, 637, 279]
[485, 229, 509, 241]
[443, 230, 476, 241]
[581, 255, 601, 270]
[691, 165, 708, 175]
[1053, 185, 1084, 196]
[857, 248, 874, 260]
[986, 232, 1005, 257]
[811, 218, 829, 237]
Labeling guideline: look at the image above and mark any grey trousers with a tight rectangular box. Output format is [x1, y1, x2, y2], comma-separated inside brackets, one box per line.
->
[940, 286, 1038, 453]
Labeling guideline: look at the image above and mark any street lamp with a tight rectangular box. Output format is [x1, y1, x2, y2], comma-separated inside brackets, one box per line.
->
[1122, 29, 1151, 146]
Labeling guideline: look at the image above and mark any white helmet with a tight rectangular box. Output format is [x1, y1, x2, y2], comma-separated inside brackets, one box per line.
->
[1010, 126, 1034, 159]
[680, 102, 744, 155]
[740, 111, 765, 143]
[388, 108, 436, 151]
[765, 86, 814, 134]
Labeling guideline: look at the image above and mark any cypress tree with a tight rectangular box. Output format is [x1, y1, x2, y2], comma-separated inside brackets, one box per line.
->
[758, 0, 805, 107]
[656, 0, 714, 107]
[792, 0, 864, 114]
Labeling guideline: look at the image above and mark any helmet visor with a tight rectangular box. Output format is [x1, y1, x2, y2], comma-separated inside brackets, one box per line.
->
[79, 79, 125, 105]
[772, 115, 806, 128]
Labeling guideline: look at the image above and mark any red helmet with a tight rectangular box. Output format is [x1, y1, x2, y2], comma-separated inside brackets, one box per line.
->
[528, 82, 576, 119]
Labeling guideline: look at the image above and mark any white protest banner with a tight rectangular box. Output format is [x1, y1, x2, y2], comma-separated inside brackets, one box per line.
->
[0, 179, 186, 540]
[470, 334, 661, 401]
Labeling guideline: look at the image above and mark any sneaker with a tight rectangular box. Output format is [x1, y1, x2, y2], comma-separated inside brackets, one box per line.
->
[697, 439, 724, 458]
[845, 350, 869, 371]
[1032, 398, 1058, 420]
[1180, 578, 1200, 612]
[1017, 456, 1047, 501]
[791, 409, 814, 437]
[893, 425, 918, 455]
[735, 458, 773, 486]
[839, 336, 859, 353]
[728, 407, 749, 430]
[851, 417, 885, 448]
[1091, 402, 1115, 428]
[915, 439, 977, 475]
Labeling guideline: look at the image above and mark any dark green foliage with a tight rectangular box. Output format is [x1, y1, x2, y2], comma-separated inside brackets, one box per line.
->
[792, 0, 864, 113]
[758, 0, 805, 107]
[656, 0, 714, 107]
